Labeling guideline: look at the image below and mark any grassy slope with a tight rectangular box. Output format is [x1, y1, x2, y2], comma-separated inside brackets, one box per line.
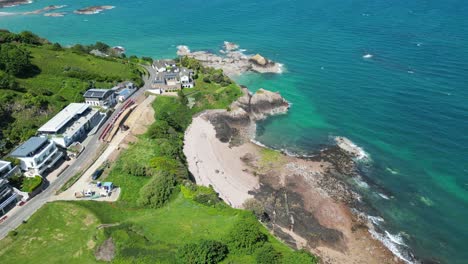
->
[19, 46, 140, 103]
[0, 44, 144, 155]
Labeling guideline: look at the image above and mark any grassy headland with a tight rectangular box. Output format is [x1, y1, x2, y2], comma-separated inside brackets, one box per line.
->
[0, 51, 318, 263]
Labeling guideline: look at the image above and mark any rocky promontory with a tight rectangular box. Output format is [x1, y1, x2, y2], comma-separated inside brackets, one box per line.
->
[185, 87, 403, 264]
[74, 5, 114, 15]
[0, 0, 31, 8]
[177, 42, 283, 77]
[204, 87, 289, 145]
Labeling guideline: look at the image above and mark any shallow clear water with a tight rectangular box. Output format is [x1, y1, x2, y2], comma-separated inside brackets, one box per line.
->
[2, 0, 468, 262]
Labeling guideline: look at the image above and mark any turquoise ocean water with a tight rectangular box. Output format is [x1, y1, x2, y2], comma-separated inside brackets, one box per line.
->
[1, 0, 467, 263]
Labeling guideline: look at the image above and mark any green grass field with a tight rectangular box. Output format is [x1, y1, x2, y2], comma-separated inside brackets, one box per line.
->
[0, 190, 293, 263]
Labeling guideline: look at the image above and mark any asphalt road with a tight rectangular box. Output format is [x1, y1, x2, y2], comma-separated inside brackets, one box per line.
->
[0, 65, 154, 240]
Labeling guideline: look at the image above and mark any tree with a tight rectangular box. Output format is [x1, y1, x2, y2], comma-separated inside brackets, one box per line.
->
[177, 240, 228, 264]
[93, 41, 110, 53]
[0, 44, 32, 76]
[255, 244, 282, 264]
[225, 216, 267, 253]
[137, 171, 177, 208]
[177, 90, 188, 105]
[18, 31, 42, 45]
[149, 156, 188, 181]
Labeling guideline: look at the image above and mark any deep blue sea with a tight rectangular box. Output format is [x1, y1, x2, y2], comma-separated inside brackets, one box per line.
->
[1, 0, 467, 263]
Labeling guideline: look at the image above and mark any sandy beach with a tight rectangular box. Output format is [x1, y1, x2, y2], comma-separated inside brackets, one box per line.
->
[184, 113, 259, 207]
[184, 108, 403, 264]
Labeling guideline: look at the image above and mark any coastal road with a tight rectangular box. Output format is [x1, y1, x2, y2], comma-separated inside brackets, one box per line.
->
[0, 65, 154, 240]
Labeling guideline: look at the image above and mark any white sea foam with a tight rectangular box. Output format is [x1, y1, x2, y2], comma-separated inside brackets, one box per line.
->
[386, 167, 399, 175]
[363, 53, 373, 59]
[368, 215, 385, 225]
[277, 63, 285, 74]
[335, 136, 370, 161]
[378, 193, 390, 199]
[368, 228, 415, 264]
[250, 139, 268, 148]
[0, 12, 15, 16]
[354, 177, 369, 189]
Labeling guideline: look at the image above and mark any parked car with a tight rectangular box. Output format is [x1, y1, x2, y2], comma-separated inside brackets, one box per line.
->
[92, 169, 104, 180]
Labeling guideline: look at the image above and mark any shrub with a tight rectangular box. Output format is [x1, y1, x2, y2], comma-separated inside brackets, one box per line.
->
[137, 171, 177, 208]
[243, 198, 268, 222]
[8, 230, 18, 237]
[177, 240, 228, 264]
[0, 71, 19, 91]
[147, 120, 171, 139]
[193, 190, 221, 207]
[21, 176, 43, 193]
[255, 244, 282, 264]
[283, 249, 319, 264]
[225, 216, 267, 253]
[150, 156, 188, 182]
[120, 159, 151, 177]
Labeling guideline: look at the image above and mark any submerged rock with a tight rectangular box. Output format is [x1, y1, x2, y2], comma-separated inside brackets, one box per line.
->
[223, 41, 239, 51]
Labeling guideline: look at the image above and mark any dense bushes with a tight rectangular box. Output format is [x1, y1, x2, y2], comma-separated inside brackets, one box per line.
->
[192, 186, 222, 207]
[225, 216, 267, 254]
[137, 171, 177, 208]
[0, 44, 33, 76]
[0, 30, 44, 45]
[255, 244, 282, 264]
[177, 240, 228, 264]
[0, 71, 19, 91]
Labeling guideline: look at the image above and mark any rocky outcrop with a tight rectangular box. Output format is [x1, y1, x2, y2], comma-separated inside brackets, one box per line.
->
[0, 0, 31, 8]
[206, 88, 289, 146]
[250, 54, 267, 66]
[234, 88, 290, 121]
[74, 6, 114, 15]
[223, 41, 239, 51]
[176, 43, 283, 77]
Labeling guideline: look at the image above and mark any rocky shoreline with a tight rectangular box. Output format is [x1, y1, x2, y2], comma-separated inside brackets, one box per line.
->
[177, 42, 283, 77]
[184, 87, 404, 264]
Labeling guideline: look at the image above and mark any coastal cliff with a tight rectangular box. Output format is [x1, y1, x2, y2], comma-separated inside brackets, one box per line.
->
[184, 88, 403, 264]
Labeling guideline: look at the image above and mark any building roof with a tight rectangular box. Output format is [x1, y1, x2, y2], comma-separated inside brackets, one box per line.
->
[0, 160, 11, 172]
[117, 88, 133, 97]
[152, 59, 176, 68]
[38, 103, 90, 133]
[84, 89, 114, 99]
[10, 137, 48, 157]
